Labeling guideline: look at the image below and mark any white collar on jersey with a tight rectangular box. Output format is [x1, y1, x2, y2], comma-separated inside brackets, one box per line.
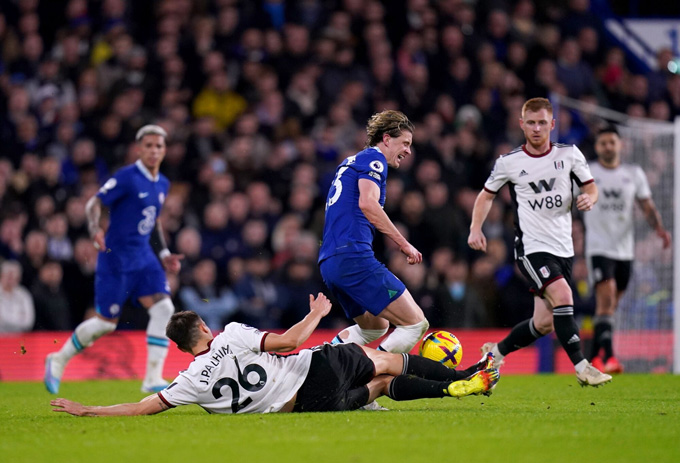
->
[135, 159, 159, 182]
[370, 145, 384, 155]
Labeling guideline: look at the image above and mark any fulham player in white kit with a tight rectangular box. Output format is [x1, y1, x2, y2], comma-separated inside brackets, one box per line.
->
[468, 97, 611, 386]
[50, 293, 500, 416]
[585, 126, 671, 374]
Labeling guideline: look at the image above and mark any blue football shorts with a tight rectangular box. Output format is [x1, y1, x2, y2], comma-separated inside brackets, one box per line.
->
[319, 253, 406, 319]
[95, 258, 169, 318]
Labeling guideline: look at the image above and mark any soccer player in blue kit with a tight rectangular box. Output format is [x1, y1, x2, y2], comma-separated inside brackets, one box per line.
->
[319, 110, 430, 355]
[45, 125, 183, 394]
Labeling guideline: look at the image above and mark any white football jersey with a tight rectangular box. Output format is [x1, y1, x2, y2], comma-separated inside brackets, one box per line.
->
[583, 162, 651, 260]
[159, 323, 313, 414]
[484, 143, 593, 258]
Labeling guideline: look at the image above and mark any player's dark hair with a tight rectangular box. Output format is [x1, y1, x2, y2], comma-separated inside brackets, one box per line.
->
[521, 97, 553, 117]
[596, 125, 620, 138]
[365, 110, 414, 148]
[166, 311, 203, 352]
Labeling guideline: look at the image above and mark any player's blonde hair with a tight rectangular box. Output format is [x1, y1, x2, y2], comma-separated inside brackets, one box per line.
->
[135, 124, 168, 142]
[521, 98, 553, 118]
[365, 110, 414, 148]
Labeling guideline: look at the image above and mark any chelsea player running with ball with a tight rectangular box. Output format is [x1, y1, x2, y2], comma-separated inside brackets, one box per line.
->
[45, 125, 184, 394]
[319, 110, 430, 356]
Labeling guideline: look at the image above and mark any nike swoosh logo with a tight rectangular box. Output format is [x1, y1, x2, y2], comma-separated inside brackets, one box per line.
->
[138, 192, 149, 198]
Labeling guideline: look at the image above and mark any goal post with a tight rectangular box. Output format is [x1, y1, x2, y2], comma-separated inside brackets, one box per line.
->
[551, 93, 677, 374]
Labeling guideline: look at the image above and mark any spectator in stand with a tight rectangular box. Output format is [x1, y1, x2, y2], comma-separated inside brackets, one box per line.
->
[433, 259, 484, 328]
[19, 229, 48, 288]
[45, 213, 73, 262]
[179, 259, 238, 331]
[0, 260, 35, 333]
[556, 38, 596, 99]
[31, 260, 71, 330]
[62, 236, 97, 327]
[233, 252, 281, 329]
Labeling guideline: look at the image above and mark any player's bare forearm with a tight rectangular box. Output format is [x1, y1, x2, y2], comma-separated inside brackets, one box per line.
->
[639, 198, 671, 248]
[361, 199, 408, 247]
[357, 179, 407, 247]
[639, 198, 662, 230]
[154, 219, 184, 273]
[85, 196, 106, 250]
[85, 195, 102, 236]
[51, 394, 169, 417]
[468, 190, 495, 252]
[577, 182, 598, 211]
[264, 293, 332, 352]
[152, 219, 169, 254]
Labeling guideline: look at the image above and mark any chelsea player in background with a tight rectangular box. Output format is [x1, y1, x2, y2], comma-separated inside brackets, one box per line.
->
[45, 125, 183, 394]
[319, 110, 430, 356]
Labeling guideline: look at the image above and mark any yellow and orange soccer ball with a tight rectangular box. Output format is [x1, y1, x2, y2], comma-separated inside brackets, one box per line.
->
[419, 331, 463, 368]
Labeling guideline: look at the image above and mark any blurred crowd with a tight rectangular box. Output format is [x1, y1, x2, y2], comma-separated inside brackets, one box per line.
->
[1, 0, 679, 333]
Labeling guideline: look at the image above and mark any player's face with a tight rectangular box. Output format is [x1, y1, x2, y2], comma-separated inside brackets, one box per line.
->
[519, 109, 554, 151]
[384, 130, 413, 168]
[138, 134, 166, 173]
[595, 132, 621, 166]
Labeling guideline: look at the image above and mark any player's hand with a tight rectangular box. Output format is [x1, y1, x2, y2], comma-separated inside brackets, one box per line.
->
[576, 193, 594, 211]
[657, 228, 672, 249]
[400, 242, 422, 265]
[309, 293, 332, 317]
[91, 229, 106, 251]
[51, 398, 85, 416]
[468, 229, 487, 252]
[162, 253, 184, 274]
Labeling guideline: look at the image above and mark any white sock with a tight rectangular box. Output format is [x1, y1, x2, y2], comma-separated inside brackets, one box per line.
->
[331, 325, 388, 345]
[145, 298, 174, 384]
[378, 319, 430, 353]
[575, 359, 589, 373]
[55, 317, 117, 364]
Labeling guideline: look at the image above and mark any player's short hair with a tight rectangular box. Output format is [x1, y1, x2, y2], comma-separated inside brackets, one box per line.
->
[521, 98, 553, 118]
[596, 125, 620, 138]
[135, 124, 168, 142]
[166, 311, 203, 352]
[365, 110, 414, 147]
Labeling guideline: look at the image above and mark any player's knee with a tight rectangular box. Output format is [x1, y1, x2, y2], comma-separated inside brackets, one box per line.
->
[358, 327, 388, 343]
[149, 298, 175, 319]
[380, 319, 429, 353]
[76, 317, 117, 347]
[534, 314, 554, 334]
[147, 298, 175, 336]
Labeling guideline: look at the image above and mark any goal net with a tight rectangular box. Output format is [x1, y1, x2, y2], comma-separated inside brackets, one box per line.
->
[552, 94, 677, 373]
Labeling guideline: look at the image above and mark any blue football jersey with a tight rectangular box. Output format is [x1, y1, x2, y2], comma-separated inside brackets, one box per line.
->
[96, 160, 170, 272]
[318, 147, 387, 262]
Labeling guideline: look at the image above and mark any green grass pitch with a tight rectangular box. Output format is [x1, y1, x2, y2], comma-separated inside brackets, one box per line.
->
[1, 375, 679, 463]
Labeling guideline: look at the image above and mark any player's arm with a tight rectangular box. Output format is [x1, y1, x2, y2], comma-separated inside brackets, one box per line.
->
[51, 393, 170, 417]
[576, 181, 598, 211]
[263, 293, 332, 353]
[467, 189, 496, 252]
[152, 219, 184, 274]
[358, 178, 422, 264]
[638, 198, 671, 249]
[85, 195, 106, 250]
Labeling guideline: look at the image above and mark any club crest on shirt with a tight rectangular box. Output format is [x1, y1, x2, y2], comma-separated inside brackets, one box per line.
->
[554, 161, 564, 171]
[539, 266, 550, 278]
[370, 160, 384, 173]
